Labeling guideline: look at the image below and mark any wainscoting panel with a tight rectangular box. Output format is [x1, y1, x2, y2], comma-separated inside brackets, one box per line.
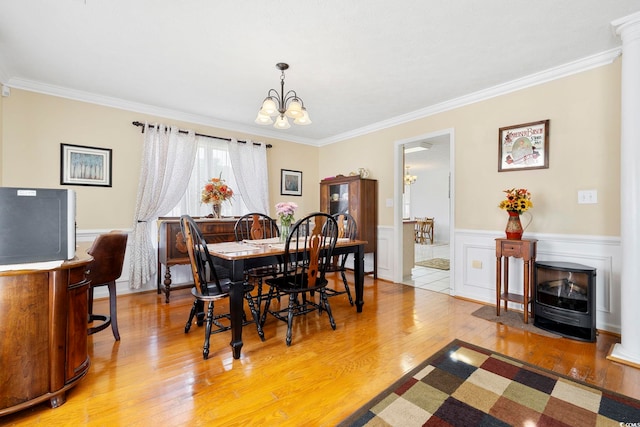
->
[454, 230, 622, 334]
[376, 227, 394, 281]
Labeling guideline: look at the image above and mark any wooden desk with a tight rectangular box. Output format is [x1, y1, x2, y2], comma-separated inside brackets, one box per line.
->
[207, 238, 367, 359]
[0, 254, 92, 417]
[157, 217, 237, 302]
[495, 238, 537, 323]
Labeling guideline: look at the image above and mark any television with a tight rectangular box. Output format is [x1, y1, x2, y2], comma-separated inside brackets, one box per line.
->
[0, 187, 76, 265]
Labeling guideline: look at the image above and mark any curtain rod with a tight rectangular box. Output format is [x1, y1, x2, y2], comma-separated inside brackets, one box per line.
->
[131, 121, 272, 148]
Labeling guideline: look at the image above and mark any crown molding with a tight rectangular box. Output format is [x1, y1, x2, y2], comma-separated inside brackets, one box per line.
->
[3, 77, 318, 146]
[4, 48, 621, 148]
[316, 48, 622, 146]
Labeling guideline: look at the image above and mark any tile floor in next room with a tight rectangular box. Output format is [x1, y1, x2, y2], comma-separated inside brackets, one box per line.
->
[402, 242, 450, 294]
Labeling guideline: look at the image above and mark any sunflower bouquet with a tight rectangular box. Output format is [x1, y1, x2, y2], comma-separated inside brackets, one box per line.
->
[498, 188, 532, 214]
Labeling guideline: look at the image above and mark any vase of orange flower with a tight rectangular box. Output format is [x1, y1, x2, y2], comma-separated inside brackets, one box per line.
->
[201, 176, 233, 218]
[498, 188, 532, 240]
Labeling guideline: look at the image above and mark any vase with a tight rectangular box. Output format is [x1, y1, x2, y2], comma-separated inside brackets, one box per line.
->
[211, 202, 222, 219]
[280, 223, 290, 242]
[505, 211, 523, 240]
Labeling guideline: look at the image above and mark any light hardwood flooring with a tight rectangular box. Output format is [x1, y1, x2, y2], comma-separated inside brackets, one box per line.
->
[2, 273, 639, 426]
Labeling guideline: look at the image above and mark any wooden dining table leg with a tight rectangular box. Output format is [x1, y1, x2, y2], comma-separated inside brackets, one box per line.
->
[229, 259, 245, 359]
[353, 243, 365, 312]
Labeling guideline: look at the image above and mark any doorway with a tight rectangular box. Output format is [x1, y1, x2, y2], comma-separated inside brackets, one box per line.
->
[394, 129, 454, 294]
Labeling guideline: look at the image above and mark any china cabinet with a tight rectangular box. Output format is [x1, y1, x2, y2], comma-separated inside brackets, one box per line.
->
[320, 175, 377, 278]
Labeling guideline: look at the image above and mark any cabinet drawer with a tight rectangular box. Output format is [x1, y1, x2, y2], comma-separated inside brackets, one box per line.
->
[501, 242, 523, 257]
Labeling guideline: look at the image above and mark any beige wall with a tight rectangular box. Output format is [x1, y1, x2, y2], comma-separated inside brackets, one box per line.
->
[0, 89, 318, 229]
[319, 60, 622, 236]
[2, 59, 622, 237]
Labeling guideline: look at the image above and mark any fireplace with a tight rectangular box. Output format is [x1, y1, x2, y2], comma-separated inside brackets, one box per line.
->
[534, 261, 596, 342]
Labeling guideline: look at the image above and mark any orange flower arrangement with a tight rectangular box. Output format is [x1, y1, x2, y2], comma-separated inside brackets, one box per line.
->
[201, 176, 233, 204]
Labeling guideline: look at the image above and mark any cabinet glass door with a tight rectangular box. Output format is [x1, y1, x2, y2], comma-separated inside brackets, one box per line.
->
[328, 183, 349, 215]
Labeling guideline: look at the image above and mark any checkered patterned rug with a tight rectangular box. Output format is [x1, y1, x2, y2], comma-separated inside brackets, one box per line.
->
[338, 340, 640, 426]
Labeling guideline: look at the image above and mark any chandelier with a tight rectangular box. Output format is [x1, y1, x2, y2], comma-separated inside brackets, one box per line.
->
[255, 63, 312, 129]
[404, 166, 417, 185]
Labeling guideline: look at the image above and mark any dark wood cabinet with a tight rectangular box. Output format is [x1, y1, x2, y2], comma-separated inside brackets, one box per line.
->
[157, 217, 238, 302]
[320, 175, 377, 277]
[0, 255, 92, 417]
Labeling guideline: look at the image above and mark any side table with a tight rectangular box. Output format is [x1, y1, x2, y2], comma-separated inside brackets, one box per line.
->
[495, 238, 537, 323]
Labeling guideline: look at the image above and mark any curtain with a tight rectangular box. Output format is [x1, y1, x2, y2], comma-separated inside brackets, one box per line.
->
[129, 123, 197, 289]
[168, 136, 249, 218]
[228, 139, 270, 213]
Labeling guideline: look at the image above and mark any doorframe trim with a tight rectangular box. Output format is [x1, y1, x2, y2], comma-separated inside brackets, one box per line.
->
[393, 128, 455, 289]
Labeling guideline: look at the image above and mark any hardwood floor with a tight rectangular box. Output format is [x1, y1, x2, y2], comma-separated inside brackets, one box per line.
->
[3, 273, 639, 426]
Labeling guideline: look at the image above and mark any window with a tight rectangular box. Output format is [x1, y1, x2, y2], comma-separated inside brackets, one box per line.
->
[164, 137, 249, 217]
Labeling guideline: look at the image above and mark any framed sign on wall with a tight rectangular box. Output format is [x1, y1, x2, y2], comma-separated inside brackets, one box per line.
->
[498, 120, 549, 172]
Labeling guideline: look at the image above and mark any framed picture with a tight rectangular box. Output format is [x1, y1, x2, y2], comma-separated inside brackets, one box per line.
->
[498, 119, 549, 172]
[60, 143, 112, 187]
[280, 169, 302, 196]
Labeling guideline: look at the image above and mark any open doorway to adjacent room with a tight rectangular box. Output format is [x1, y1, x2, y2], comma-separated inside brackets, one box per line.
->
[396, 130, 453, 294]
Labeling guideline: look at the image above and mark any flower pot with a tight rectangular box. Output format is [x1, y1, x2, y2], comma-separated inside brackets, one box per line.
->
[505, 211, 523, 240]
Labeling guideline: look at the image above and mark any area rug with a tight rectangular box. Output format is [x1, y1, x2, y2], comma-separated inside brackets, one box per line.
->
[471, 305, 561, 338]
[338, 339, 640, 426]
[416, 258, 450, 270]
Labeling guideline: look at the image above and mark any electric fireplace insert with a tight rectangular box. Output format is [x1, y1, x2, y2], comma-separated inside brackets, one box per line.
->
[534, 261, 596, 342]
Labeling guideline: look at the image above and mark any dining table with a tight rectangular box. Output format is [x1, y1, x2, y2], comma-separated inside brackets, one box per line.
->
[206, 237, 367, 359]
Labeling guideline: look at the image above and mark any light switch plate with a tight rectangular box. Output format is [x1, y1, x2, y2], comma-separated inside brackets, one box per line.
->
[578, 190, 598, 204]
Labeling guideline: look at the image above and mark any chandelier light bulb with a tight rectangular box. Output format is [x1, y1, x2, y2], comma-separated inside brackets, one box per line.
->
[260, 98, 277, 116]
[274, 115, 291, 129]
[255, 111, 274, 125]
[294, 108, 312, 125]
[285, 100, 303, 118]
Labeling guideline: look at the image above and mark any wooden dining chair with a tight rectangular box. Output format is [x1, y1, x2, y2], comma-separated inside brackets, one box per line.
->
[414, 217, 425, 243]
[181, 215, 264, 360]
[422, 217, 434, 244]
[262, 212, 339, 346]
[233, 213, 283, 309]
[323, 213, 357, 305]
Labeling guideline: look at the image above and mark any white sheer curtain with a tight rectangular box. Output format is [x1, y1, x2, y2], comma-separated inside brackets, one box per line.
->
[166, 136, 250, 217]
[129, 124, 197, 289]
[228, 139, 270, 213]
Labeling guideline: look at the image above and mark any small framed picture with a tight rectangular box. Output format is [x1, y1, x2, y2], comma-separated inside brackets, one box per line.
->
[280, 169, 302, 196]
[498, 120, 549, 172]
[60, 143, 112, 187]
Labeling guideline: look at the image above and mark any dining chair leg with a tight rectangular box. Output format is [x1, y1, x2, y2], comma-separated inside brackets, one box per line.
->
[185, 300, 198, 333]
[107, 281, 120, 341]
[203, 301, 214, 360]
[321, 291, 336, 330]
[260, 286, 276, 327]
[340, 271, 354, 306]
[286, 293, 296, 346]
[244, 292, 265, 341]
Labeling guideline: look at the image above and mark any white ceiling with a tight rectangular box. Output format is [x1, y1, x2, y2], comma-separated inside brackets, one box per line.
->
[1, 1, 639, 146]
